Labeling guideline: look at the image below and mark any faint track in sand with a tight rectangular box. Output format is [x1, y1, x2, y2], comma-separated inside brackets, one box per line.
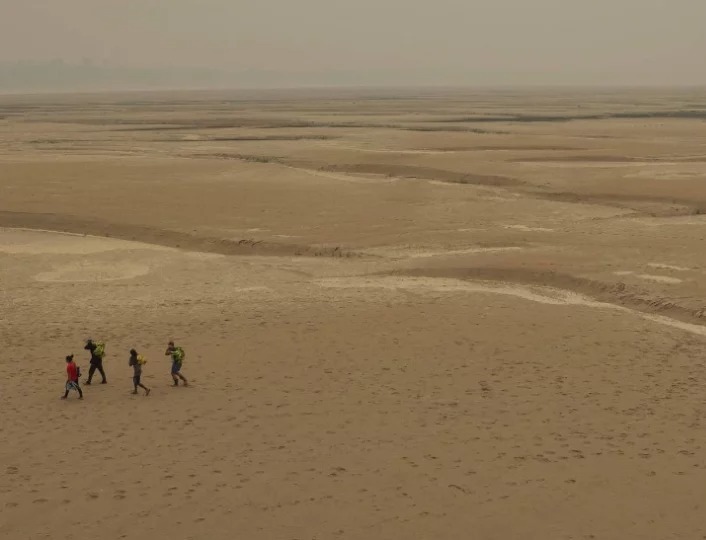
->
[315, 163, 520, 188]
[0, 211, 363, 259]
[525, 189, 706, 217]
[385, 266, 706, 328]
[319, 275, 706, 337]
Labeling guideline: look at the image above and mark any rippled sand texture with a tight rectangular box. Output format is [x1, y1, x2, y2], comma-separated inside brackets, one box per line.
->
[2, 87, 706, 540]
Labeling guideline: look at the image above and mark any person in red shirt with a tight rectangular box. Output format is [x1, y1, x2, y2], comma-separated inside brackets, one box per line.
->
[62, 354, 83, 400]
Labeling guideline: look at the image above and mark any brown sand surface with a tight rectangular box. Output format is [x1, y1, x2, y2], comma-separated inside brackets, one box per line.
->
[1, 87, 706, 539]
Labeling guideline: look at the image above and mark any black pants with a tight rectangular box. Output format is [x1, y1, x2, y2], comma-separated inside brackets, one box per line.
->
[64, 381, 83, 398]
[87, 362, 107, 383]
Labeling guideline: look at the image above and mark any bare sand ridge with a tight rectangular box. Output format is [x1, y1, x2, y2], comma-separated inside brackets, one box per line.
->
[1, 88, 706, 540]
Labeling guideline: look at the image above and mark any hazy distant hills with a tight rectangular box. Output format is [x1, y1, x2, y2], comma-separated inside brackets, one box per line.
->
[0, 60, 472, 93]
[4, 60, 703, 93]
[0, 60, 619, 93]
[0, 61, 212, 91]
[0, 60, 287, 92]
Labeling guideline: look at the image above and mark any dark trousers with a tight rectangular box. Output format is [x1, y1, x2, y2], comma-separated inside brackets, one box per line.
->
[87, 362, 107, 383]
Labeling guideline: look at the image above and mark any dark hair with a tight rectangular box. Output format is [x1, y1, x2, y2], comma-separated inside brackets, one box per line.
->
[65, 354, 74, 362]
[130, 348, 137, 355]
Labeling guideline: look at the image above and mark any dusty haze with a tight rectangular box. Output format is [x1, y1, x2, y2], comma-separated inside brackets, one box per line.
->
[1, 0, 706, 91]
[2, 88, 706, 540]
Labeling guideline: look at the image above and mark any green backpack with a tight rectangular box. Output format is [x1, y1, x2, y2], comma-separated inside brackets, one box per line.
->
[172, 346, 185, 363]
[94, 342, 106, 359]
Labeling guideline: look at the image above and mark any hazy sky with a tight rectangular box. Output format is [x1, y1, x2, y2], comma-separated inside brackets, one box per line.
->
[2, 0, 705, 85]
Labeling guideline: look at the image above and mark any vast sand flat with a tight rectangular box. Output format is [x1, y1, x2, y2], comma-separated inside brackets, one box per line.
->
[1, 88, 706, 539]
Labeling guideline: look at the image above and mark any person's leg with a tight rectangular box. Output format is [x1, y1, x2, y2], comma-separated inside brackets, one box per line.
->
[171, 363, 180, 386]
[76, 383, 83, 399]
[138, 382, 150, 395]
[62, 385, 69, 399]
[132, 376, 139, 394]
[86, 364, 96, 384]
[97, 363, 107, 384]
[178, 372, 188, 386]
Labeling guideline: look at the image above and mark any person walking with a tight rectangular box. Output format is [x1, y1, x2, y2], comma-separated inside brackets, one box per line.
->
[84, 339, 107, 384]
[129, 349, 151, 396]
[61, 354, 83, 400]
[165, 341, 188, 387]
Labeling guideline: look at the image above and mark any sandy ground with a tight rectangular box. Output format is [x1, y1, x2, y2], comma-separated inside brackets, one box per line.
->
[1, 87, 706, 539]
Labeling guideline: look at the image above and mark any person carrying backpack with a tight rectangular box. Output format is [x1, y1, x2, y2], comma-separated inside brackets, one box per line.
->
[84, 339, 107, 385]
[165, 340, 188, 387]
[62, 354, 83, 400]
[129, 349, 151, 396]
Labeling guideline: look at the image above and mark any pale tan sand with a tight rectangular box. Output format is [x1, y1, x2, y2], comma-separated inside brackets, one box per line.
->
[1, 88, 706, 540]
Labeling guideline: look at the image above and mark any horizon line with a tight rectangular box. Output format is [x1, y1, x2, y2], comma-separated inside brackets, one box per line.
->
[2, 82, 706, 99]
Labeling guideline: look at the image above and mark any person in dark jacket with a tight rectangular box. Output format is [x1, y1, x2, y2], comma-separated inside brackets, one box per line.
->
[84, 339, 107, 384]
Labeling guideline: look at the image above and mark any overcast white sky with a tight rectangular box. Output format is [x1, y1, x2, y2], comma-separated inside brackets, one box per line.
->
[1, 0, 705, 85]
